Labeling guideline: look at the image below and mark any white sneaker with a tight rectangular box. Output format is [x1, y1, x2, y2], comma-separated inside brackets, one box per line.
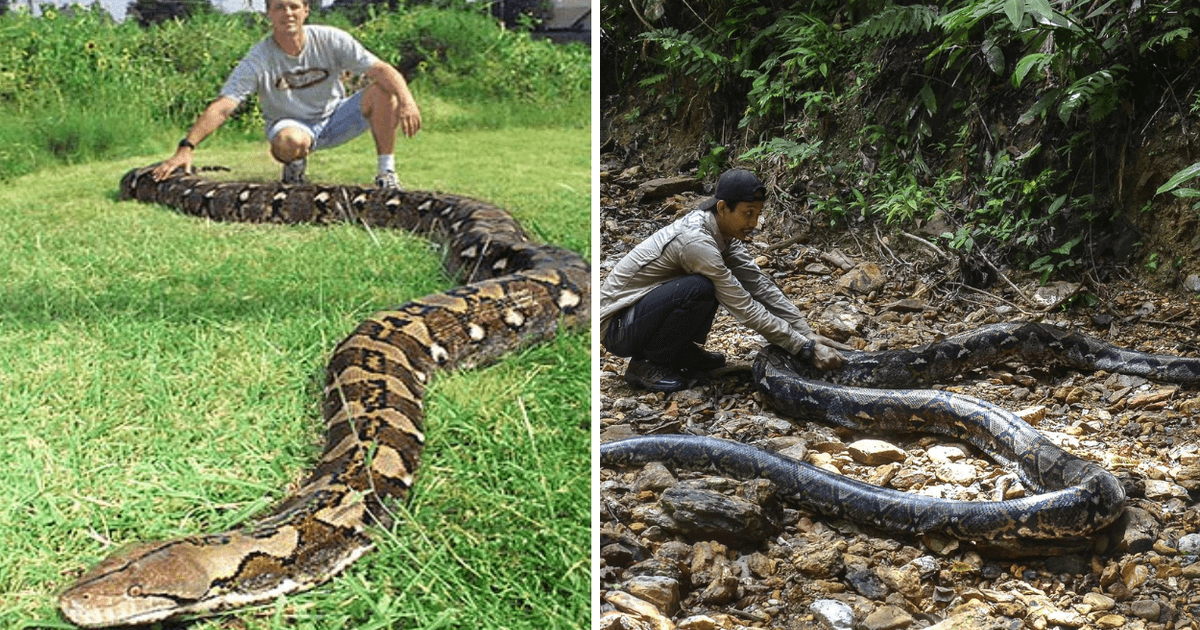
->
[374, 170, 401, 190]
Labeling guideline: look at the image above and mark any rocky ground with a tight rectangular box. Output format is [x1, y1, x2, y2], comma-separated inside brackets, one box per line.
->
[596, 169, 1200, 630]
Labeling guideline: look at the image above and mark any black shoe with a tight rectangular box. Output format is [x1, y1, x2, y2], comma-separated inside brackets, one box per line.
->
[624, 359, 687, 392]
[689, 349, 726, 372]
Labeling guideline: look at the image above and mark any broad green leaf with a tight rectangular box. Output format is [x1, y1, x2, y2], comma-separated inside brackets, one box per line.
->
[1013, 53, 1050, 88]
[1004, 0, 1025, 30]
[1052, 235, 1083, 255]
[1025, 0, 1053, 22]
[919, 83, 937, 115]
[1085, 0, 1119, 19]
[1017, 89, 1059, 125]
[1155, 162, 1200, 195]
[982, 38, 1005, 75]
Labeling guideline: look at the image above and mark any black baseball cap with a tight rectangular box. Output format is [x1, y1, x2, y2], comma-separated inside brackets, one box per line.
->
[698, 168, 766, 211]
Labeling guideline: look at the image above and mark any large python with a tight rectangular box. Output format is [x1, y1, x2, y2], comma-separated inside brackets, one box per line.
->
[602, 322, 1200, 545]
[57, 165, 590, 627]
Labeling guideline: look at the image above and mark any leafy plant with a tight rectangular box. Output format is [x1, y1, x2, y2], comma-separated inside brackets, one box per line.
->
[739, 137, 822, 169]
[1156, 162, 1200, 210]
[698, 141, 729, 178]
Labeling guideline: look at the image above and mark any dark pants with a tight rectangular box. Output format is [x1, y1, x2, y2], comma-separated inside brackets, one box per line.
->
[603, 275, 719, 366]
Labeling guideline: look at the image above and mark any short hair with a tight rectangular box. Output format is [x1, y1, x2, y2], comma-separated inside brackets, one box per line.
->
[700, 169, 766, 214]
[267, 0, 310, 10]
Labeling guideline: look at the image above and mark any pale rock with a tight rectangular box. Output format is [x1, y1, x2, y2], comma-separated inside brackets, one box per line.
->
[868, 462, 898, 486]
[1130, 600, 1160, 621]
[925, 608, 998, 629]
[849, 439, 907, 465]
[1178, 532, 1200, 555]
[698, 568, 738, 605]
[811, 599, 855, 630]
[926, 444, 968, 463]
[676, 616, 717, 630]
[820, 302, 865, 341]
[603, 592, 675, 630]
[623, 576, 682, 616]
[877, 564, 923, 599]
[596, 611, 656, 630]
[1094, 614, 1127, 629]
[1184, 274, 1200, 292]
[889, 468, 930, 490]
[793, 542, 845, 578]
[862, 605, 914, 630]
[778, 442, 808, 463]
[810, 452, 842, 474]
[1082, 592, 1115, 611]
[689, 541, 730, 586]
[884, 298, 926, 313]
[837, 262, 886, 295]
[635, 462, 677, 492]
[1121, 562, 1150, 590]
[934, 462, 976, 485]
[1032, 281, 1081, 308]
[1042, 608, 1085, 627]
[1014, 405, 1047, 424]
[635, 175, 701, 202]
[1143, 478, 1188, 499]
[746, 552, 777, 578]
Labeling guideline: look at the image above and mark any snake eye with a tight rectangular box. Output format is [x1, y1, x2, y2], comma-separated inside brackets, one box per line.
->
[127, 584, 143, 597]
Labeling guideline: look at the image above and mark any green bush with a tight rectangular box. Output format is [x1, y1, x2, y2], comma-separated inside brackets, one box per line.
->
[0, 3, 588, 179]
[608, 0, 1199, 281]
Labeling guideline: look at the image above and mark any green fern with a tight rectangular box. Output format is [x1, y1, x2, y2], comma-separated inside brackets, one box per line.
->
[845, 4, 939, 41]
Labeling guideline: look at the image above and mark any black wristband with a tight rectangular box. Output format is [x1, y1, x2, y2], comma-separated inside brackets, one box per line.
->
[178, 138, 196, 150]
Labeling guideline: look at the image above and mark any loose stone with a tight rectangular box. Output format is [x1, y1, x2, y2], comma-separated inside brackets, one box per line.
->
[1082, 592, 1115, 611]
[1178, 532, 1200, 555]
[811, 599, 855, 630]
[676, 615, 718, 630]
[849, 439, 907, 465]
[624, 576, 682, 617]
[862, 605, 915, 630]
[1129, 599, 1160, 621]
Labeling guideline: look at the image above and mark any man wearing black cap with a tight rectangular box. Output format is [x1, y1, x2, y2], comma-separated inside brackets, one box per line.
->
[600, 168, 845, 392]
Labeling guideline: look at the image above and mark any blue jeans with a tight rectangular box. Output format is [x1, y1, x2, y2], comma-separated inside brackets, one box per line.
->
[266, 90, 371, 152]
[603, 275, 719, 366]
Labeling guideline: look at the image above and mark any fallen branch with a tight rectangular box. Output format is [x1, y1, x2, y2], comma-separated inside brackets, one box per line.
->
[899, 231, 948, 259]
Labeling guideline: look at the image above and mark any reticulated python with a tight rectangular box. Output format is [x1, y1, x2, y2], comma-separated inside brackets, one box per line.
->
[57, 165, 590, 628]
[602, 322, 1200, 546]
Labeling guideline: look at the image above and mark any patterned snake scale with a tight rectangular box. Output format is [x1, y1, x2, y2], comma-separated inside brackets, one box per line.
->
[57, 165, 590, 627]
[603, 322, 1200, 546]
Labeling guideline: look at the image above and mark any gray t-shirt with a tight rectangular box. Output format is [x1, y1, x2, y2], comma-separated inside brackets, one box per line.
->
[220, 25, 379, 128]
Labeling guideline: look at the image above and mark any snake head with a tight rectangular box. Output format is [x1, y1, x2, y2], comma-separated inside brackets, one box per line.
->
[58, 537, 222, 628]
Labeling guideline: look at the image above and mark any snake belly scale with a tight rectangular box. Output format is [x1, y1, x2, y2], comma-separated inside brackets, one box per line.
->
[602, 323, 1200, 547]
[57, 165, 590, 627]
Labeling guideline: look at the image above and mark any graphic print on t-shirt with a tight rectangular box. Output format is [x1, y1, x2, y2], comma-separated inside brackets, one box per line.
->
[274, 68, 330, 90]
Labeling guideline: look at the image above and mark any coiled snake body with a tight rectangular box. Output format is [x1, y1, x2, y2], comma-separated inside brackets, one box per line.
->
[602, 323, 1200, 545]
[58, 165, 589, 627]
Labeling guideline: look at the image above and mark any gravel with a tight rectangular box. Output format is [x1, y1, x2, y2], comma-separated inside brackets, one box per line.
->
[597, 170, 1200, 630]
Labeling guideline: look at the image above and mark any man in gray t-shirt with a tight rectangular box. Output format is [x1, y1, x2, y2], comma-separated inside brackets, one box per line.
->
[152, 0, 421, 189]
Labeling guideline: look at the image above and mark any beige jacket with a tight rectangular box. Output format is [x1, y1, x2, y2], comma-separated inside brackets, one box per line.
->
[600, 210, 814, 354]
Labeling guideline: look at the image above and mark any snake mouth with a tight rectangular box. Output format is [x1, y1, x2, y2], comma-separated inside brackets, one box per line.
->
[58, 592, 178, 629]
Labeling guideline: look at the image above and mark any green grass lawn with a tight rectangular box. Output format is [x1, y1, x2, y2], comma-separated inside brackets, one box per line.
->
[0, 127, 590, 629]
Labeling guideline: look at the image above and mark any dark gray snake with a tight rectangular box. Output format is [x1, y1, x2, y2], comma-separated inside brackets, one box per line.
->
[57, 165, 589, 627]
[602, 322, 1200, 543]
